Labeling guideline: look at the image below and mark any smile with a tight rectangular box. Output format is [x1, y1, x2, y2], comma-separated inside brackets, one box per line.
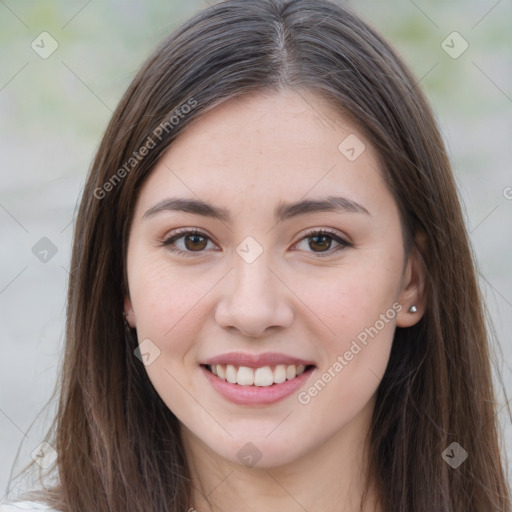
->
[205, 363, 313, 386]
[200, 359, 316, 406]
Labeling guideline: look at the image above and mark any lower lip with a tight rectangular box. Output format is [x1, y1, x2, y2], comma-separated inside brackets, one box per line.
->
[200, 365, 315, 406]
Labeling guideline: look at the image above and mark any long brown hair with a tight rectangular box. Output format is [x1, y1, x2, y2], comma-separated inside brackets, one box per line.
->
[8, 0, 510, 510]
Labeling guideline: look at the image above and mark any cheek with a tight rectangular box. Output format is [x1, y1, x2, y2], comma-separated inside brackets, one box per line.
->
[298, 280, 397, 428]
[129, 254, 215, 342]
[293, 256, 402, 343]
[127, 260, 211, 414]
[292, 250, 401, 398]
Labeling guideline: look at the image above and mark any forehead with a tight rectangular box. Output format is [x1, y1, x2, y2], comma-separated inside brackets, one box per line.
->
[135, 90, 395, 222]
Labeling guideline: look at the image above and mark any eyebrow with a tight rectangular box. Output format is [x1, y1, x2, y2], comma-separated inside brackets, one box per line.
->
[143, 195, 370, 223]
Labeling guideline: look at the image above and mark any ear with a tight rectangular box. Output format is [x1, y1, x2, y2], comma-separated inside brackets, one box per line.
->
[124, 295, 137, 328]
[396, 232, 428, 328]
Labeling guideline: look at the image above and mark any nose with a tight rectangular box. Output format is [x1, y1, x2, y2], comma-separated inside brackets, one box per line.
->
[214, 252, 294, 338]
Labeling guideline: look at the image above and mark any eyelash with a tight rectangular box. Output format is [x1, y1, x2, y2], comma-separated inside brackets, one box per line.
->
[160, 227, 353, 258]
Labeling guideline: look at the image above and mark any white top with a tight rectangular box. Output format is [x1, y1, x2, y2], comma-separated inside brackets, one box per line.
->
[0, 502, 54, 511]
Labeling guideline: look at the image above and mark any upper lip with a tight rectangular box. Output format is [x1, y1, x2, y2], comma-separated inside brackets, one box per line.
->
[203, 352, 315, 368]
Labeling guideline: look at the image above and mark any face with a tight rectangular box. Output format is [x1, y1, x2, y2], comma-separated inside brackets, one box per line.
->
[124, 89, 425, 469]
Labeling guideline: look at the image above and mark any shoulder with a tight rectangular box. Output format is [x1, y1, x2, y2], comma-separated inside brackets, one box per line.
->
[0, 502, 55, 511]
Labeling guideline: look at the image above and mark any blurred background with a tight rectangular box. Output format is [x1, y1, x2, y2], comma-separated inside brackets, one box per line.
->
[1, 0, 511, 499]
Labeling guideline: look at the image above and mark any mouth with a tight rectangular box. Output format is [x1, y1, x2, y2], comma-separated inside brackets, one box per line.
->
[201, 363, 316, 387]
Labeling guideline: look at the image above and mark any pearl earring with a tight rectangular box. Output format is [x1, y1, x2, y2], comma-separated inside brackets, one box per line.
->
[408, 305, 417, 313]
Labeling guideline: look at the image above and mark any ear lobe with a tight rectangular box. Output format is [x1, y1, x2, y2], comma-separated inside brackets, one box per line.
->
[123, 296, 137, 328]
[396, 232, 428, 328]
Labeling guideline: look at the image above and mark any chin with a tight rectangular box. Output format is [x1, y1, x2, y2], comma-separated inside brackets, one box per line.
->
[205, 429, 315, 469]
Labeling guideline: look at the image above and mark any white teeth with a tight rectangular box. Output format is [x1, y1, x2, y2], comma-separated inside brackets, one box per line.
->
[254, 366, 274, 386]
[225, 364, 237, 384]
[286, 365, 296, 380]
[216, 364, 226, 380]
[236, 366, 254, 386]
[273, 364, 287, 383]
[208, 363, 311, 387]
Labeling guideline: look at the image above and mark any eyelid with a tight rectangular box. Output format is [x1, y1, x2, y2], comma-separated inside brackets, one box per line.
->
[299, 227, 352, 245]
[161, 226, 213, 243]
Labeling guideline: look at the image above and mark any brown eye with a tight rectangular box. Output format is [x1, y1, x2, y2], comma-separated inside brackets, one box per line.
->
[162, 229, 215, 256]
[182, 233, 208, 251]
[308, 234, 334, 252]
[295, 229, 352, 258]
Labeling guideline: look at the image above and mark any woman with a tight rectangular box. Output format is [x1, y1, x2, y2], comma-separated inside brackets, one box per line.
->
[2, 0, 510, 510]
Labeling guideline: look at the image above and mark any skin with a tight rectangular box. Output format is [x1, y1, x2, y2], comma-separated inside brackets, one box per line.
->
[124, 89, 426, 512]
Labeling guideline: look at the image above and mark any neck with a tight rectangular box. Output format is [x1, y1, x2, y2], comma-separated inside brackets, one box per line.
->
[181, 397, 381, 512]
